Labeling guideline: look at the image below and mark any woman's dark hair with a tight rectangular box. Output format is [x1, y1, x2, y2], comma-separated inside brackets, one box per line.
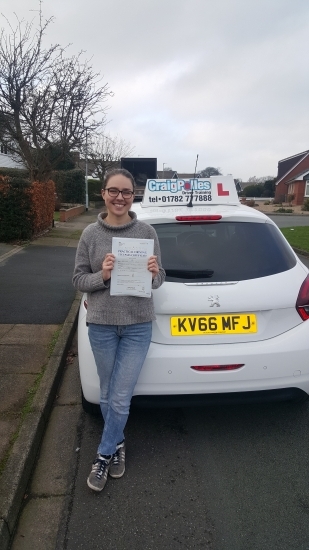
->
[102, 168, 135, 190]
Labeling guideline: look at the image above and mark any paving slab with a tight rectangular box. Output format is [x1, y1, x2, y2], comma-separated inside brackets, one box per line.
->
[31, 405, 81, 495]
[0, 374, 36, 414]
[0, 325, 14, 338]
[0, 344, 52, 374]
[11, 496, 66, 550]
[0, 410, 46, 535]
[0, 418, 20, 459]
[0, 325, 57, 345]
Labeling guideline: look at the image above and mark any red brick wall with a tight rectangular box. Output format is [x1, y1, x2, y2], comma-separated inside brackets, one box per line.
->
[59, 204, 85, 222]
[293, 181, 306, 205]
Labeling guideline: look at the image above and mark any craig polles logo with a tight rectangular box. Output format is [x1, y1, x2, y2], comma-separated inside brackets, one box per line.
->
[147, 179, 212, 194]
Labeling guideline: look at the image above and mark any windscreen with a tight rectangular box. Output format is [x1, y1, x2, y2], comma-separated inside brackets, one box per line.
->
[152, 221, 296, 282]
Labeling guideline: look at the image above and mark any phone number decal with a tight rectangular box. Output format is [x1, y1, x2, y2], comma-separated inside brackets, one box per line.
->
[148, 194, 213, 203]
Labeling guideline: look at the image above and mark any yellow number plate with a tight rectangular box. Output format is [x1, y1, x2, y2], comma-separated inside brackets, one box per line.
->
[170, 314, 257, 336]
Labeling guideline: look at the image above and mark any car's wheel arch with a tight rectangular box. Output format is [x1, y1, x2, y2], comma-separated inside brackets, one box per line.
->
[81, 388, 100, 416]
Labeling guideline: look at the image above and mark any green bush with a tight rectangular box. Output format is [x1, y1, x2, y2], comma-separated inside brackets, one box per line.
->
[302, 198, 309, 211]
[87, 179, 103, 201]
[275, 207, 293, 213]
[0, 167, 29, 179]
[53, 169, 85, 204]
[243, 184, 264, 197]
[0, 167, 86, 205]
[0, 177, 33, 241]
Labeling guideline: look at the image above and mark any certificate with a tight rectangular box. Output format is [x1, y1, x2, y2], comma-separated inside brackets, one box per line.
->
[110, 237, 154, 297]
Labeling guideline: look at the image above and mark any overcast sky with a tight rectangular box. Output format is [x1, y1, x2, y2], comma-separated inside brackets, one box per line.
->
[2, 0, 309, 180]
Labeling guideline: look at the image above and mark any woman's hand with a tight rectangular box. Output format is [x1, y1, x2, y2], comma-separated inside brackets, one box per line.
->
[147, 255, 159, 279]
[102, 253, 115, 282]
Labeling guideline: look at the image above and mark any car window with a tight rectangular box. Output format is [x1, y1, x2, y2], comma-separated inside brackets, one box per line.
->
[152, 222, 296, 282]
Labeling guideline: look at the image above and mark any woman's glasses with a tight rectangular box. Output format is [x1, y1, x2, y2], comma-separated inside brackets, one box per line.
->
[105, 188, 134, 199]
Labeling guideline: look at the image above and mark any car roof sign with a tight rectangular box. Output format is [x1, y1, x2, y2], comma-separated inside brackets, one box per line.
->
[141, 175, 239, 207]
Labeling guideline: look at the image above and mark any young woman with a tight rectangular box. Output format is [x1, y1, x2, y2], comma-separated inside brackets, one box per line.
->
[73, 168, 165, 492]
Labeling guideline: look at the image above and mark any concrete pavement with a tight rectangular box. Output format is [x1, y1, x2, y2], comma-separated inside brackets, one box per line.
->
[0, 206, 102, 550]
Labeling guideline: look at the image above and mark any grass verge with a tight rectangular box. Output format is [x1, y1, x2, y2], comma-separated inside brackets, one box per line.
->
[44, 228, 82, 240]
[281, 226, 309, 254]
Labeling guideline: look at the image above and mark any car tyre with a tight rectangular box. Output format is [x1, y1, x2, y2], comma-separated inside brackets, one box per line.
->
[81, 388, 100, 416]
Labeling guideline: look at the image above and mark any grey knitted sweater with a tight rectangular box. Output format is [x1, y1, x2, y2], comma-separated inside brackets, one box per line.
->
[72, 211, 165, 325]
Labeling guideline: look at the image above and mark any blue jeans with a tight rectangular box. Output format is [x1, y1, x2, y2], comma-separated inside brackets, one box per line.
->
[88, 322, 152, 456]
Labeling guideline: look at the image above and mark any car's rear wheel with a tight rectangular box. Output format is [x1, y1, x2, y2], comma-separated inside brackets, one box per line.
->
[81, 388, 100, 416]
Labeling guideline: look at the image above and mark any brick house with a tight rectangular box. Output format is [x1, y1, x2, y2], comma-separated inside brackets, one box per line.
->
[275, 150, 309, 205]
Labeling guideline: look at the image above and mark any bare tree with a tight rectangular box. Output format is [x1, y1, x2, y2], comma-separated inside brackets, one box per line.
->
[199, 166, 222, 178]
[0, 10, 113, 181]
[88, 134, 134, 182]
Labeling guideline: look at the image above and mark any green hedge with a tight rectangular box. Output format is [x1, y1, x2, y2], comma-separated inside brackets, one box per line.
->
[0, 167, 29, 179]
[0, 167, 86, 204]
[0, 177, 33, 241]
[53, 169, 85, 204]
[87, 179, 103, 202]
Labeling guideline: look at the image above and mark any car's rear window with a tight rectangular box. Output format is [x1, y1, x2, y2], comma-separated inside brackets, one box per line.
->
[152, 221, 296, 282]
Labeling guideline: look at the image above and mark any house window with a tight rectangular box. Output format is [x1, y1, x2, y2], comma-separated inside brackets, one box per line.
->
[1, 144, 8, 155]
[305, 180, 309, 197]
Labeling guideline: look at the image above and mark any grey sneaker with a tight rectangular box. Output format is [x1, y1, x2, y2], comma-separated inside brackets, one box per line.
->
[87, 455, 111, 492]
[109, 441, 126, 478]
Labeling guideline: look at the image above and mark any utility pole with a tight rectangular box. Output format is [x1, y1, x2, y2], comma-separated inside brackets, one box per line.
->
[85, 129, 89, 211]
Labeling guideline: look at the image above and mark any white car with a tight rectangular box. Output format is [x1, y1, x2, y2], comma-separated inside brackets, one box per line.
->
[78, 176, 309, 412]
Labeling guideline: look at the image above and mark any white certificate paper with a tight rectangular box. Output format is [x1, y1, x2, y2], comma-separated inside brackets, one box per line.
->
[110, 237, 154, 297]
